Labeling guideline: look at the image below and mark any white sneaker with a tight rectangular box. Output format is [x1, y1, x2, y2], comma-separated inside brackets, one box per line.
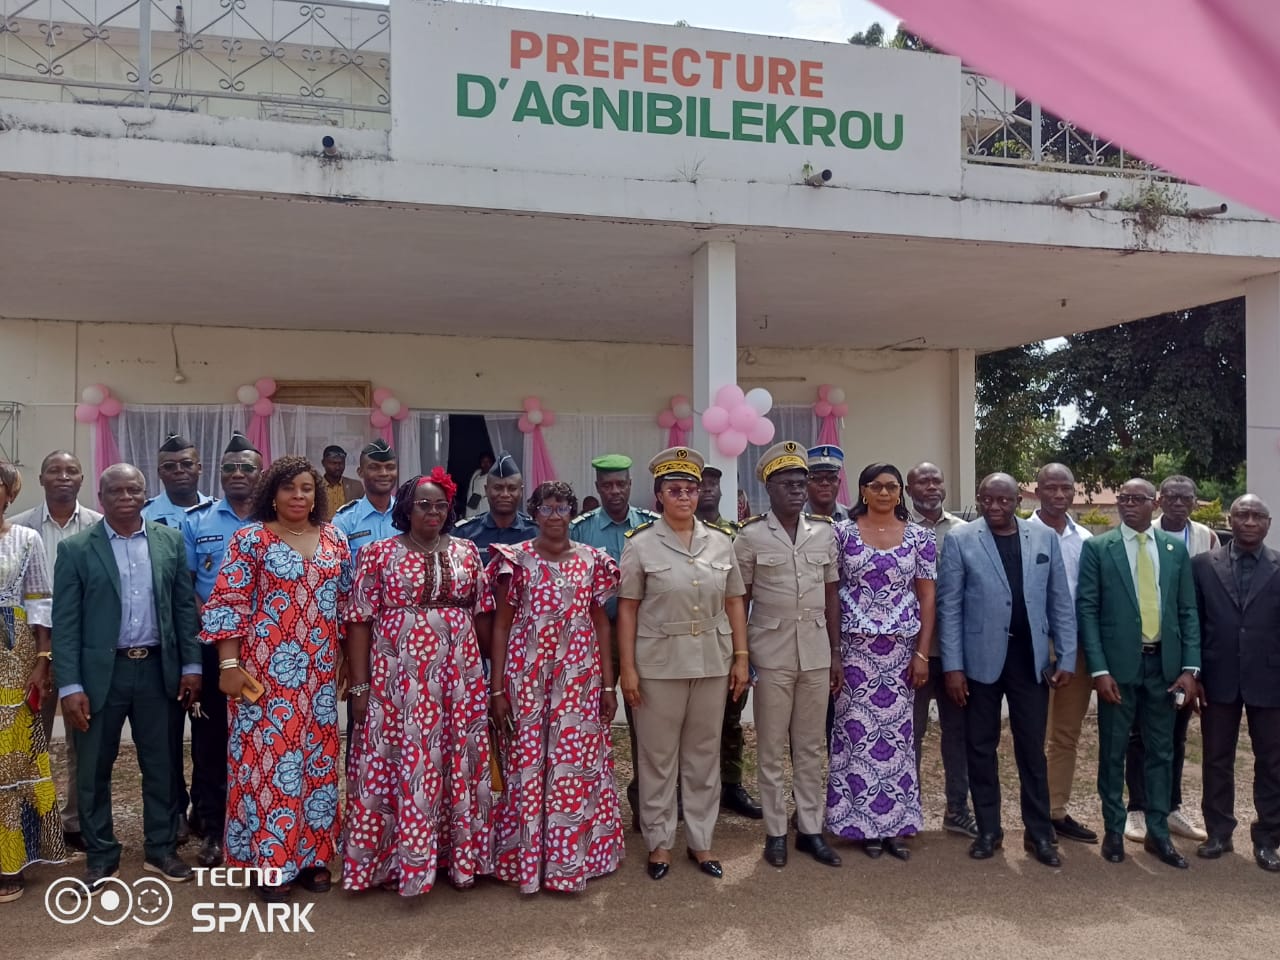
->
[1124, 810, 1147, 842]
[1168, 807, 1208, 841]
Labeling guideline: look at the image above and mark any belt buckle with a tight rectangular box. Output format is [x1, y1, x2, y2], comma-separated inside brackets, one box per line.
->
[691, 627, 701, 637]
[126, 647, 149, 660]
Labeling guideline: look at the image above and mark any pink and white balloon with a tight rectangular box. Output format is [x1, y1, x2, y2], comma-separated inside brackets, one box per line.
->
[656, 395, 696, 440]
[370, 387, 410, 429]
[75, 384, 124, 423]
[814, 384, 849, 420]
[701, 385, 775, 457]
[237, 378, 279, 418]
[517, 396, 557, 434]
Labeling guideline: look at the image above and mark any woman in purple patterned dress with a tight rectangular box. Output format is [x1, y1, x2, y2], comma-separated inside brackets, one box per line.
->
[826, 462, 936, 860]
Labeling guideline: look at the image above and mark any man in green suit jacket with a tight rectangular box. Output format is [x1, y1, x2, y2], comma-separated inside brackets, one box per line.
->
[1076, 478, 1201, 869]
[52, 464, 202, 887]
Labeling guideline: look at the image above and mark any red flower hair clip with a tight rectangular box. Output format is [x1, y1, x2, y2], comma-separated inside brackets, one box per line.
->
[422, 465, 457, 503]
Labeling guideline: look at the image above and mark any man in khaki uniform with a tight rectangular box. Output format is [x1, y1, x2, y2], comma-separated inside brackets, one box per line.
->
[618, 447, 750, 880]
[736, 441, 842, 868]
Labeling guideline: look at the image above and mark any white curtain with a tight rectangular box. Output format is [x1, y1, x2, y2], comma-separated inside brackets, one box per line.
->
[738, 405, 819, 515]
[400, 411, 449, 477]
[484, 415, 527, 475]
[542, 414, 665, 508]
[114, 403, 249, 498]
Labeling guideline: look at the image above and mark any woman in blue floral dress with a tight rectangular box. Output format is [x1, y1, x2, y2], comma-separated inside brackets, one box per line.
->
[826, 462, 936, 861]
[202, 457, 352, 901]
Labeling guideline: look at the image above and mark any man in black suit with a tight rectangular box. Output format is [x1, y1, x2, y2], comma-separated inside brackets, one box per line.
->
[1191, 494, 1280, 872]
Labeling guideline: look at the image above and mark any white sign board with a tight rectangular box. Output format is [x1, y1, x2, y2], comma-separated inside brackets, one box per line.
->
[392, 1, 962, 193]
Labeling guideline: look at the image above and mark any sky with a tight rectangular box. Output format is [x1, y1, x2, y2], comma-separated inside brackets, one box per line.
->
[505, 0, 898, 43]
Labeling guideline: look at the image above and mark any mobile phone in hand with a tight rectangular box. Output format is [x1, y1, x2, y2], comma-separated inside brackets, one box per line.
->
[26, 686, 41, 712]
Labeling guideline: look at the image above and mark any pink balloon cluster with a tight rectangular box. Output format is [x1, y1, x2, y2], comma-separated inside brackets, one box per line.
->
[655, 395, 695, 433]
[74, 384, 123, 423]
[813, 384, 849, 419]
[517, 396, 557, 434]
[370, 387, 411, 429]
[236, 378, 279, 418]
[700, 385, 776, 457]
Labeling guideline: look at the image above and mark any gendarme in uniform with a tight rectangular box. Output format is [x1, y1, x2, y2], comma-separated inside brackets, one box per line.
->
[734, 441, 840, 861]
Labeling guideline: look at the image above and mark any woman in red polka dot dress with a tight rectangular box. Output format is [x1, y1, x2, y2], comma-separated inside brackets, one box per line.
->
[488, 480, 625, 893]
[341, 469, 497, 896]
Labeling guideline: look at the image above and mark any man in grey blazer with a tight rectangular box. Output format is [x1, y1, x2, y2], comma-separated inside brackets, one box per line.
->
[938, 473, 1076, 866]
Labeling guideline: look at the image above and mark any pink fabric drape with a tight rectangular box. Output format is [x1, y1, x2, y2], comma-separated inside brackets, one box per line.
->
[246, 413, 273, 466]
[528, 426, 558, 488]
[94, 417, 123, 506]
[378, 422, 394, 447]
[816, 414, 851, 506]
[666, 425, 689, 447]
[881, 0, 1280, 219]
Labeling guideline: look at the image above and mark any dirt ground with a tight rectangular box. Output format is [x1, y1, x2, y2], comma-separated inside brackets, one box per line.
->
[7, 711, 1278, 960]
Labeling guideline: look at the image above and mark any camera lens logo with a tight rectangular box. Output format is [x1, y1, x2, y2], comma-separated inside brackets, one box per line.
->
[45, 876, 173, 927]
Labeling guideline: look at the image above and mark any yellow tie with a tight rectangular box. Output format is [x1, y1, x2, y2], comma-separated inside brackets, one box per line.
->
[1136, 531, 1159, 640]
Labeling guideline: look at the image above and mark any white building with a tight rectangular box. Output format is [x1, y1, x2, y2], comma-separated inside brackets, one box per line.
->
[3, 0, 1280, 515]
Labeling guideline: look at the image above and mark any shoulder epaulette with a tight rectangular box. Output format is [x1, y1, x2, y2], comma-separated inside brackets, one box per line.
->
[453, 514, 481, 528]
[185, 500, 215, 515]
[570, 508, 599, 525]
[333, 500, 358, 515]
[703, 518, 737, 536]
[637, 508, 660, 520]
[624, 521, 655, 539]
[142, 496, 158, 507]
[737, 514, 766, 528]
[805, 512, 834, 524]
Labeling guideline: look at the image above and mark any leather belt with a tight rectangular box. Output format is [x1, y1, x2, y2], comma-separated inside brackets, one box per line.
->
[661, 613, 728, 637]
[118, 646, 160, 659]
[1141, 643, 1160, 655]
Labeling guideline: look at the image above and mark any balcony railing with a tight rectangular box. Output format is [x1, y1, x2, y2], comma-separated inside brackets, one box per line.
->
[0, 0, 390, 127]
[961, 68, 1166, 176]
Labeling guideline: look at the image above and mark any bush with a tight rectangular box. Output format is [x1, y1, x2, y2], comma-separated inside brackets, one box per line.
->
[1077, 509, 1112, 527]
[1191, 499, 1224, 527]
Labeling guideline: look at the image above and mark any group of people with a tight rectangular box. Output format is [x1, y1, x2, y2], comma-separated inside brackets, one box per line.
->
[1, 430, 1277, 909]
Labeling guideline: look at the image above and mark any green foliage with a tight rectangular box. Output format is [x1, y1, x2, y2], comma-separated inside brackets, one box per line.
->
[1191, 499, 1225, 527]
[1077, 509, 1112, 527]
[848, 22, 940, 52]
[975, 343, 1060, 483]
[1113, 180, 1189, 244]
[848, 22, 885, 46]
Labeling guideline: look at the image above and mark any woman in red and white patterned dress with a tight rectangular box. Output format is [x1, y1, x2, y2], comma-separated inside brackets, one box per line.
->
[342, 469, 496, 896]
[488, 480, 624, 894]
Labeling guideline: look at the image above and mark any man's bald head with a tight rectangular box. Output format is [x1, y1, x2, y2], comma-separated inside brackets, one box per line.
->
[99, 463, 144, 492]
[977, 473, 1020, 533]
[99, 463, 147, 530]
[1036, 463, 1074, 485]
[906, 462, 946, 517]
[1229, 494, 1272, 551]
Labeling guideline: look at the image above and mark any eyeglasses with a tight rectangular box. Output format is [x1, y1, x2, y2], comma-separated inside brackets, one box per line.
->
[978, 495, 1018, 508]
[158, 459, 198, 473]
[412, 499, 451, 514]
[768, 479, 807, 492]
[221, 463, 259, 475]
[536, 504, 574, 518]
[1116, 494, 1155, 505]
[664, 486, 701, 500]
[864, 481, 901, 495]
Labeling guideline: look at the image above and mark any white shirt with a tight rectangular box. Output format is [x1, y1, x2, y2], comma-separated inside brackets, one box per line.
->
[465, 470, 489, 519]
[1028, 509, 1091, 600]
[10, 500, 103, 578]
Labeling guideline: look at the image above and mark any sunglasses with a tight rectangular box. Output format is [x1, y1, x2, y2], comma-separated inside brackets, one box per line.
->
[864, 481, 901, 494]
[412, 499, 451, 514]
[536, 504, 574, 518]
[221, 463, 259, 475]
[664, 486, 701, 500]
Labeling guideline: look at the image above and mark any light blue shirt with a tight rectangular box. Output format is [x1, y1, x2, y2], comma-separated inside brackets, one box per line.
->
[569, 505, 655, 618]
[142, 490, 212, 529]
[332, 496, 396, 560]
[184, 499, 256, 602]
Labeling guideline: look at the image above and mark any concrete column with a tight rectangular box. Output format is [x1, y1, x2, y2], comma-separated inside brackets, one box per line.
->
[1246, 274, 1280, 544]
[950, 348, 977, 513]
[692, 241, 739, 515]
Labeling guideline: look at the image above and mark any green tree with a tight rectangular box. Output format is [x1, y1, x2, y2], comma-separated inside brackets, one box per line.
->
[848, 22, 939, 52]
[975, 343, 1060, 483]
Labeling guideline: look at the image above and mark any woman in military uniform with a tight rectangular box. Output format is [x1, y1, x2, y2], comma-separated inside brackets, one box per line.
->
[617, 447, 750, 880]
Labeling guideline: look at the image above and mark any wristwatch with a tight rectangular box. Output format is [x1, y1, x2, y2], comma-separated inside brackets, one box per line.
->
[1186, 668, 1201, 680]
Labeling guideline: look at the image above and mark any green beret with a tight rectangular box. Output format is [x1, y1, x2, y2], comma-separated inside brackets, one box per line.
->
[591, 454, 633, 472]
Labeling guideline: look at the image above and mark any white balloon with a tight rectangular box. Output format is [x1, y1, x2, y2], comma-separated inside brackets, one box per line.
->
[527, 408, 544, 425]
[827, 387, 846, 405]
[672, 401, 693, 419]
[236, 384, 260, 405]
[81, 386, 106, 406]
[380, 397, 402, 416]
[744, 387, 774, 416]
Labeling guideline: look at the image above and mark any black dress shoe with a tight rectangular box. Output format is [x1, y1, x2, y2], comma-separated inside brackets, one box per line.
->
[62, 830, 87, 853]
[1024, 833, 1062, 867]
[83, 865, 120, 894]
[1254, 843, 1280, 872]
[197, 837, 224, 868]
[646, 859, 670, 880]
[687, 849, 724, 878]
[863, 839, 884, 859]
[763, 835, 788, 867]
[1197, 836, 1234, 859]
[145, 854, 194, 882]
[883, 838, 910, 862]
[721, 784, 763, 819]
[969, 833, 1003, 860]
[796, 833, 842, 866]
[1101, 832, 1126, 863]
[1144, 835, 1189, 869]
[1051, 815, 1098, 844]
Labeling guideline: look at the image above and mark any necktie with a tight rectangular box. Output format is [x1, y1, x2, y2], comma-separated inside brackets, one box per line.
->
[1136, 532, 1159, 640]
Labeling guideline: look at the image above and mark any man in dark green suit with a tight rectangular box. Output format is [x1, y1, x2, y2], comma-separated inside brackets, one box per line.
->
[53, 464, 202, 887]
[1076, 477, 1201, 869]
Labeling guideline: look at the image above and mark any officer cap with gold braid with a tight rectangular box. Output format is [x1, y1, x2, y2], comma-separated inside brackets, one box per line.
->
[756, 440, 809, 483]
[647, 446, 704, 483]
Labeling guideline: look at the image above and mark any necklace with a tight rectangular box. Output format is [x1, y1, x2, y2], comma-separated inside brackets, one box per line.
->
[407, 532, 442, 553]
[279, 523, 311, 536]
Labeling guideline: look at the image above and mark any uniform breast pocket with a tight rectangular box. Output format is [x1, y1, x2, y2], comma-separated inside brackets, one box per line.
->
[709, 561, 732, 590]
[643, 562, 675, 594]
[802, 551, 829, 587]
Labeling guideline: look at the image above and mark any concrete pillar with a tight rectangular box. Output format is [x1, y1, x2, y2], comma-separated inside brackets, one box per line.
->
[950, 348, 977, 513]
[692, 241, 739, 516]
[1246, 273, 1280, 544]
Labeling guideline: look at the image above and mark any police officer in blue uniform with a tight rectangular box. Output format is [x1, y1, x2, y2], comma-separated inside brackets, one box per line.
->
[453, 451, 537, 563]
[803, 445, 853, 521]
[570, 453, 658, 826]
[180, 432, 261, 868]
[142, 433, 212, 529]
[332, 438, 399, 561]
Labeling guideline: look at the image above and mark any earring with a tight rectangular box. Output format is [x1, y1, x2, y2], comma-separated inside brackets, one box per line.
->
[862, 496, 868, 505]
